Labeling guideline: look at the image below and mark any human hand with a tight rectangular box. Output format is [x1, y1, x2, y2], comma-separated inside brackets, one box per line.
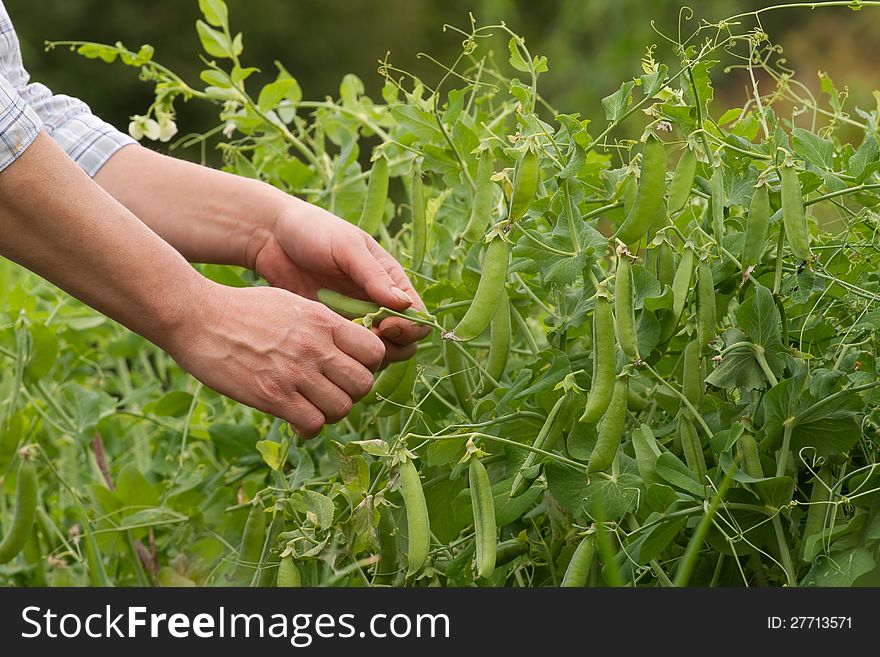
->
[168, 283, 386, 437]
[252, 199, 430, 362]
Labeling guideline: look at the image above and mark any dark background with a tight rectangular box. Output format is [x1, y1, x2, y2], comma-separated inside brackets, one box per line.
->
[8, 0, 880, 153]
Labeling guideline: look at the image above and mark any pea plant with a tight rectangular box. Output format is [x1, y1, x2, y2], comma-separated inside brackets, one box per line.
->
[3, 0, 880, 587]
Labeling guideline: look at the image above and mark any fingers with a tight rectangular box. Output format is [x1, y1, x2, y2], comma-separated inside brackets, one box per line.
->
[278, 392, 327, 439]
[375, 315, 431, 346]
[323, 355, 376, 402]
[340, 239, 414, 311]
[370, 328, 418, 364]
[298, 376, 354, 425]
[331, 317, 386, 371]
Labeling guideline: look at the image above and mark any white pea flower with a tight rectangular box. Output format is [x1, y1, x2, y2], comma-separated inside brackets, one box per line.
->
[223, 120, 236, 139]
[158, 115, 178, 142]
[128, 115, 160, 141]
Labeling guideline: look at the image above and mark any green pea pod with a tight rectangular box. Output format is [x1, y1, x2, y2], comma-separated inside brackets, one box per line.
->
[561, 533, 595, 587]
[508, 149, 539, 223]
[511, 393, 569, 498]
[678, 413, 707, 483]
[631, 423, 662, 486]
[681, 339, 703, 409]
[614, 254, 640, 362]
[362, 360, 408, 405]
[660, 245, 695, 344]
[667, 147, 697, 214]
[781, 163, 811, 261]
[375, 508, 398, 584]
[317, 288, 379, 320]
[614, 135, 667, 245]
[656, 242, 676, 287]
[443, 336, 474, 418]
[588, 377, 628, 474]
[580, 293, 616, 423]
[741, 182, 770, 273]
[480, 288, 510, 394]
[462, 150, 495, 243]
[801, 465, 832, 562]
[357, 155, 389, 234]
[234, 501, 267, 585]
[737, 432, 763, 479]
[695, 259, 716, 355]
[256, 510, 286, 587]
[446, 236, 509, 342]
[710, 162, 725, 242]
[377, 357, 418, 416]
[399, 458, 430, 577]
[469, 457, 497, 579]
[276, 555, 302, 587]
[0, 458, 38, 564]
[410, 169, 426, 271]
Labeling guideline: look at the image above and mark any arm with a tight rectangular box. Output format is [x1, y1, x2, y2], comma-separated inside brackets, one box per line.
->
[0, 133, 384, 437]
[93, 144, 430, 360]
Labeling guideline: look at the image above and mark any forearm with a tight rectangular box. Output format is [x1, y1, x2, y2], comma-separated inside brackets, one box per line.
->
[94, 143, 288, 269]
[0, 132, 207, 348]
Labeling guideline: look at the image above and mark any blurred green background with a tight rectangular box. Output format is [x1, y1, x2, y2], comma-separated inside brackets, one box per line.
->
[8, 0, 880, 153]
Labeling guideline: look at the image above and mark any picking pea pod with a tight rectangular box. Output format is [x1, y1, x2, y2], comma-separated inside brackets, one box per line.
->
[561, 533, 595, 587]
[614, 135, 667, 245]
[480, 288, 511, 394]
[446, 236, 509, 342]
[678, 413, 707, 483]
[318, 288, 379, 320]
[510, 393, 569, 498]
[580, 292, 616, 423]
[399, 458, 430, 577]
[780, 163, 811, 261]
[588, 376, 628, 474]
[462, 150, 495, 243]
[0, 457, 38, 564]
[410, 169, 427, 271]
[469, 457, 497, 579]
[710, 162, 725, 242]
[741, 181, 770, 274]
[508, 148, 539, 223]
[695, 258, 716, 356]
[667, 147, 697, 214]
[357, 155, 389, 235]
[681, 339, 703, 409]
[276, 555, 302, 587]
[614, 253, 640, 362]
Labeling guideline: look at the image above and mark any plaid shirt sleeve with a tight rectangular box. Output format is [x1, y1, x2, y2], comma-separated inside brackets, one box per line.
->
[1, 3, 135, 177]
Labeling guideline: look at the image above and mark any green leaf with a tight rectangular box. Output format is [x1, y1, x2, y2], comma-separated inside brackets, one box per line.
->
[655, 452, 703, 497]
[198, 0, 228, 26]
[601, 81, 634, 122]
[196, 19, 231, 58]
[258, 78, 300, 112]
[792, 127, 834, 170]
[639, 64, 668, 98]
[115, 465, 160, 508]
[803, 548, 876, 587]
[508, 38, 530, 73]
[390, 105, 442, 143]
[152, 391, 194, 417]
[639, 516, 686, 564]
[848, 134, 879, 182]
[302, 490, 335, 530]
[25, 323, 58, 382]
[256, 440, 284, 471]
[751, 476, 794, 508]
[738, 285, 783, 351]
[546, 461, 640, 521]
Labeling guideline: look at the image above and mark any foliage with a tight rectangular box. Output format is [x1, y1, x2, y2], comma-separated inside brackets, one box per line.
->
[4, 0, 880, 587]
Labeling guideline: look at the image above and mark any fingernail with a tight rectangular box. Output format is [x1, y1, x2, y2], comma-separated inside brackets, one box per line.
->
[382, 325, 402, 340]
[390, 286, 413, 305]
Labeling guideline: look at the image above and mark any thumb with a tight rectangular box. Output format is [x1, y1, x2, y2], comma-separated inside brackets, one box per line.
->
[344, 245, 413, 310]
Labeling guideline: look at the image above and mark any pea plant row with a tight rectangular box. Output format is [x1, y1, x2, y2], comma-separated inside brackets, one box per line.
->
[2, 0, 879, 587]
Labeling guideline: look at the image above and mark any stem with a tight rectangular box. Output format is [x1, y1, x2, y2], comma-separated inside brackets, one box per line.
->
[753, 346, 779, 386]
[771, 515, 797, 587]
[642, 363, 713, 437]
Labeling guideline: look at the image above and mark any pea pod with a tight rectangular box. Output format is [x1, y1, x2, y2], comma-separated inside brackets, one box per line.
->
[737, 432, 763, 479]
[695, 258, 716, 355]
[256, 510, 286, 587]
[580, 292, 616, 423]
[234, 501, 267, 585]
[678, 414, 707, 483]
[377, 357, 418, 417]
[681, 339, 703, 409]
[631, 423, 662, 486]
[0, 457, 38, 564]
[508, 149, 539, 223]
[511, 393, 569, 497]
[614, 135, 667, 245]
[357, 155, 389, 234]
[660, 245, 695, 344]
[710, 162, 725, 242]
[399, 458, 430, 577]
[561, 533, 595, 587]
[318, 288, 379, 320]
[276, 555, 302, 587]
[443, 334, 474, 418]
[462, 150, 495, 243]
[446, 236, 509, 342]
[469, 457, 497, 579]
[801, 465, 832, 562]
[410, 169, 426, 271]
[588, 376, 628, 474]
[362, 360, 408, 405]
[781, 163, 811, 261]
[668, 147, 697, 214]
[655, 242, 676, 287]
[614, 254, 640, 362]
[741, 182, 770, 273]
[480, 288, 510, 394]
[375, 508, 398, 584]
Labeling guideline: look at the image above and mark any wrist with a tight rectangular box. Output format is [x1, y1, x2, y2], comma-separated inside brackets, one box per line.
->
[242, 181, 296, 272]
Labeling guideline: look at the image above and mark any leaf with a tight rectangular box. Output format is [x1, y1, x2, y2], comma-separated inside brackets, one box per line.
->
[639, 64, 668, 98]
[705, 345, 767, 391]
[601, 81, 634, 122]
[258, 78, 300, 112]
[152, 391, 194, 417]
[302, 490, 335, 530]
[792, 127, 834, 170]
[508, 38, 530, 73]
[196, 20, 231, 59]
[25, 323, 58, 382]
[198, 0, 228, 26]
[331, 441, 370, 492]
[848, 134, 879, 182]
[803, 548, 876, 587]
[115, 465, 160, 508]
[751, 476, 794, 508]
[655, 452, 704, 497]
[390, 105, 442, 143]
[546, 461, 640, 521]
[639, 516, 686, 564]
[256, 440, 284, 471]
